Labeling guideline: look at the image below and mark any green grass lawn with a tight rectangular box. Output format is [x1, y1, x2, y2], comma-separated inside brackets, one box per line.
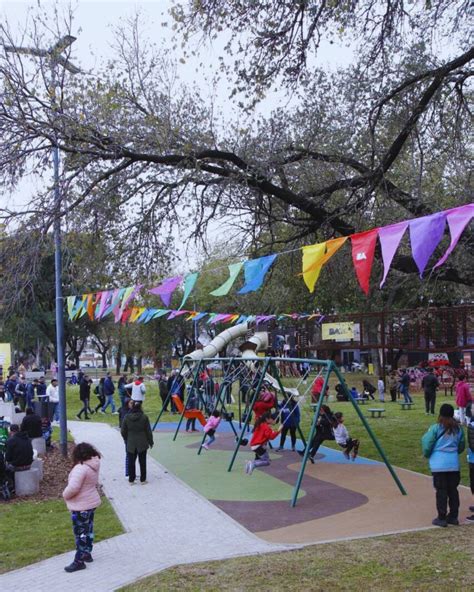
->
[120, 526, 474, 591]
[69, 372, 469, 485]
[0, 496, 123, 574]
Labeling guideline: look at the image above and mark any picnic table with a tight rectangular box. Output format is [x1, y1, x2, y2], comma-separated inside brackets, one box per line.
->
[368, 408, 385, 418]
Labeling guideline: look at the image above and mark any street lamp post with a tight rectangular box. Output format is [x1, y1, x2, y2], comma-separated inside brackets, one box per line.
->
[5, 36, 81, 456]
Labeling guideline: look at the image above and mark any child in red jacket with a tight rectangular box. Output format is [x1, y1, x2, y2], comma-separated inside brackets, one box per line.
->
[253, 389, 276, 419]
[245, 411, 282, 475]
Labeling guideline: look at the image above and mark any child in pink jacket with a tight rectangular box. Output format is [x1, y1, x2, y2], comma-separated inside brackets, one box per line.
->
[202, 410, 221, 450]
[455, 374, 472, 426]
[62, 442, 101, 573]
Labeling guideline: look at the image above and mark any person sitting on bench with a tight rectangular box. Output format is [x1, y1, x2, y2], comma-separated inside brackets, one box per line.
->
[362, 380, 376, 400]
[4, 424, 34, 486]
[21, 408, 43, 439]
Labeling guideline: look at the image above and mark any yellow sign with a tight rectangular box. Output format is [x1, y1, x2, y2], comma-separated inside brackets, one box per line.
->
[321, 322, 354, 341]
[0, 343, 12, 377]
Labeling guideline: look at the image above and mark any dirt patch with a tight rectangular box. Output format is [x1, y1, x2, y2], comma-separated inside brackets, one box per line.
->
[11, 442, 106, 503]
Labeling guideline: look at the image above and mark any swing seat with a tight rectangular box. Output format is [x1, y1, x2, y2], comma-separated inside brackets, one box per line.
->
[172, 395, 206, 426]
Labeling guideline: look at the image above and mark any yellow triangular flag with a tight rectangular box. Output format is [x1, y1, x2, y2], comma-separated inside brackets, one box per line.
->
[302, 242, 326, 293]
[303, 236, 348, 274]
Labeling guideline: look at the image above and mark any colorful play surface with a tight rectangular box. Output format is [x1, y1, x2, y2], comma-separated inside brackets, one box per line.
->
[150, 422, 473, 545]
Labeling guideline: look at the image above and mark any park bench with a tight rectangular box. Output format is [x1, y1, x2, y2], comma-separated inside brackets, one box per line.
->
[368, 408, 385, 418]
[399, 402, 414, 410]
[356, 398, 366, 405]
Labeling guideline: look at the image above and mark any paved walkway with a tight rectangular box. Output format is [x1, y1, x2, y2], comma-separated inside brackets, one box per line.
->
[1, 422, 290, 592]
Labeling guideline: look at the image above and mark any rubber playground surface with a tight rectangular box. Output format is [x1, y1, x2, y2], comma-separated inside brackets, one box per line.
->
[150, 422, 473, 545]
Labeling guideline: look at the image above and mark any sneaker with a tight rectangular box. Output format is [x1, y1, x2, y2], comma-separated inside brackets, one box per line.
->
[309, 455, 315, 464]
[248, 461, 255, 475]
[128, 480, 135, 485]
[186, 430, 191, 433]
[292, 447, 296, 452]
[202, 444, 209, 450]
[465, 515, 474, 523]
[192, 429, 199, 432]
[446, 517, 459, 526]
[85, 416, 90, 420]
[75, 415, 81, 420]
[277, 447, 284, 451]
[432, 517, 448, 528]
[140, 480, 147, 485]
[99, 410, 105, 414]
[112, 412, 119, 415]
[245, 460, 252, 474]
[64, 561, 86, 573]
[82, 553, 93, 563]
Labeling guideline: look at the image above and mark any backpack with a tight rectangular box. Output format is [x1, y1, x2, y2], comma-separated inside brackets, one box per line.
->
[468, 422, 474, 451]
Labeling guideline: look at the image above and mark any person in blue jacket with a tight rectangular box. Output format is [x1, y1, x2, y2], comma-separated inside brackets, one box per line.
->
[102, 373, 117, 414]
[466, 418, 474, 523]
[422, 403, 465, 527]
[278, 395, 300, 452]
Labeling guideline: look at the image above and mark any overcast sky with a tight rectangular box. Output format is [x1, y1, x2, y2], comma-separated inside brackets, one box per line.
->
[0, 0, 354, 269]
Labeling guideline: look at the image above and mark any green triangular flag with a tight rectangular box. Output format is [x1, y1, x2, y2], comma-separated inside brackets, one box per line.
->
[178, 272, 199, 310]
[210, 262, 243, 297]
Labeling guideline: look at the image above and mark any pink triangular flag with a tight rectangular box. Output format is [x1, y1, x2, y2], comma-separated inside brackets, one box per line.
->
[378, 221, 409, 287]
[434, 204, 474, 268]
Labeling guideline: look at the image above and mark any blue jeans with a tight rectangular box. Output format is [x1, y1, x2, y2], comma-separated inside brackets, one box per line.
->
[400, 385, 412, 403]
[52, 402, 60, 421]
[102, 394, 116, 413]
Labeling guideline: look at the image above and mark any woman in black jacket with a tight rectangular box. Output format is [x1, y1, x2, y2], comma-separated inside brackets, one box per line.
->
[299, 405, 337, 464]
[121, 402, 154, 484]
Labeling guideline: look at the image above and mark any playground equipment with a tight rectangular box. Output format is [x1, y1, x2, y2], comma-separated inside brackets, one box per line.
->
[154, 324, 407, 507]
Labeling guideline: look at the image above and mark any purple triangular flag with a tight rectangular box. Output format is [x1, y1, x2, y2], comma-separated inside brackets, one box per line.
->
[378, 221, 409, 287]
[149, 276, 183, 307]
[409, 212, 446, 276]
[434, 204, 474, 268]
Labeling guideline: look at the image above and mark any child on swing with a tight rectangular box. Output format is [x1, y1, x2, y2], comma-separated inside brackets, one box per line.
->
[245, 411, 283, 475]
[202, 409, 221, 449]
[334, 412, 359, 460]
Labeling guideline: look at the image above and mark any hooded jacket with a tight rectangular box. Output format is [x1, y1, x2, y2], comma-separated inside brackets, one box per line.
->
[125, 380, 146, 402]
[63, 457, 101, 511]
[455, 380, 472, 408]
[121, 410, 154, 453]
[5, 431, 34, 467]
[21, 412, 43, 438]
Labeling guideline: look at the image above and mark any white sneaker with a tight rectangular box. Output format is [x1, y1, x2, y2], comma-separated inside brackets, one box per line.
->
[248, 461, 255, 475]
[202, 444, 208, 450]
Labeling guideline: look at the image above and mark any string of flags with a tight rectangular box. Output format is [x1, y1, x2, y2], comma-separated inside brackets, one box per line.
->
[67, 203, 473, 324]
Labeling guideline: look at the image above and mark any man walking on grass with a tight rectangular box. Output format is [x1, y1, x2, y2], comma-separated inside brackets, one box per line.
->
[422, 367, 439, 415]
[102, 372, 118, 414]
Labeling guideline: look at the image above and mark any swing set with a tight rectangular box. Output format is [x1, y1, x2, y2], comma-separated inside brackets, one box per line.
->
[153, 356, 407, 507]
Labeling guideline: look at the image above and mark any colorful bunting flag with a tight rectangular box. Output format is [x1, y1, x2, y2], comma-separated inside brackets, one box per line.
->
[210, 262, 244, 296]
[351, 229, 379, 295]
[409, 212, 446, 276]
[238, 254, 277, 294]
[302, 242, 326, 293]
[179, 273, 199, 309]
[66, 296, 76, 320]
[378, 221, 409, 287]
[434, 204, 474, 268]
[149, 276, 183, 307]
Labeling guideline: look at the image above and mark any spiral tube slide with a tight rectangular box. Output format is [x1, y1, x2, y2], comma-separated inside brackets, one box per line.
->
[184, 322, 252, 361]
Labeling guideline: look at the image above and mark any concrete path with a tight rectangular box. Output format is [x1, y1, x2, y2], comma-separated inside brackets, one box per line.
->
[0, 421, 290, 592]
